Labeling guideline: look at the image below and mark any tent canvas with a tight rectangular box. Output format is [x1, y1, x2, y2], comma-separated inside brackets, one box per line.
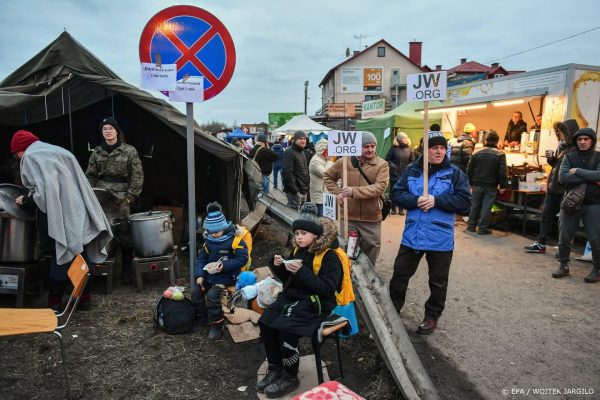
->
[272, 114, 332, 134]
[355, 101, 443, 158]
[0, 32, 262, 220]
[227, 128, 253, 139]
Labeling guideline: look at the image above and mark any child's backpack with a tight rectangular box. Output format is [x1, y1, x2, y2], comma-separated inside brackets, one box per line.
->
[154, 295, 196, 334]
[232, 225, 253, 271]
[203, 225, 253, 271]
[310, 247, 355, 306]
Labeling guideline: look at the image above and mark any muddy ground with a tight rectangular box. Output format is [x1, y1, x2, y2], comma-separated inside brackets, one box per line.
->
[0, 214, 481, 400]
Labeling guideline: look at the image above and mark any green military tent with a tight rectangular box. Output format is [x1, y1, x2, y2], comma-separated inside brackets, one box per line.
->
[355, 101, 443, 158]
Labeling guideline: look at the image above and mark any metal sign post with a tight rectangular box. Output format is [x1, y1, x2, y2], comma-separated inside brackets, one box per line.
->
[139, 5, 236, 288]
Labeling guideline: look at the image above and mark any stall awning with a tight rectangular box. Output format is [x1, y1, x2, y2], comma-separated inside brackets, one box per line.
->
[418, 88, 549, 113]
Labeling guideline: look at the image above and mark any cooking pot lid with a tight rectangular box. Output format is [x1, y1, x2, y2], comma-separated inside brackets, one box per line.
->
[0, 183, 35, 221]
[129, 210, 172, 222]
[93, 188, 121, 220]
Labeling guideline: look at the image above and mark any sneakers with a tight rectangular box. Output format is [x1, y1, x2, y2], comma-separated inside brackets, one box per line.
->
[264, 371, 300, 398]
[478, 228, 492, 235]
[465, 226, 476, 233]
[524, 242, 546, 253]
[552, 264, 570, 278]
[417, 319, 438, 335]
[207, 320, 224, 341]
[584, 268, 600, 283]
[256, 364, 282, 393]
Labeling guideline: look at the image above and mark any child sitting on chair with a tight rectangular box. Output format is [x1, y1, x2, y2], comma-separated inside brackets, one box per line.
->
[256, 203, 342, 398]
[193, 202, 248, 341]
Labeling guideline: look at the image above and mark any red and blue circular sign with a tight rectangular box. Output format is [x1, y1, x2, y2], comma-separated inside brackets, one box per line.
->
[139, 6, 236, 101]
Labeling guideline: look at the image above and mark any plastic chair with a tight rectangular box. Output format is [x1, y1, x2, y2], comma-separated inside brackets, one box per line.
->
[0, 254, 90, 399]
[312, 320, 348, 384]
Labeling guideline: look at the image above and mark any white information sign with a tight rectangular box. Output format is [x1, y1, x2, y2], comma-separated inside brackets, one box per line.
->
[327, 130, 363, 156]
[323, 193, 337, 220]
[168, 77, 205, 103]
[140, 63, 177, 90]
[407, 71, 447, 102]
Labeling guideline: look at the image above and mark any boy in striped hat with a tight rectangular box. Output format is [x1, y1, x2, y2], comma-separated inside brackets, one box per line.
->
[193, 202, 249, 340]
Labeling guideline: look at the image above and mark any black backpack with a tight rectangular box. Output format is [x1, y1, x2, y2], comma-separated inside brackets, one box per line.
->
[154, 296, 196, 334]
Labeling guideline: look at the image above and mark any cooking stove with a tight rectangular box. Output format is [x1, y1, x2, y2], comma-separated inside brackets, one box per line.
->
[133, 247, 179, 290]
[0, 258, 49, 307]
[90, 257, 116, 294]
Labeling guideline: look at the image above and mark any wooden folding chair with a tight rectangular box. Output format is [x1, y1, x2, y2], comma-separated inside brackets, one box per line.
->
[0, 254, 90, 400]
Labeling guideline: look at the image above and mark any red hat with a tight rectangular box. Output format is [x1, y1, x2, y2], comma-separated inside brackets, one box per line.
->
[11, 130, 39, 153]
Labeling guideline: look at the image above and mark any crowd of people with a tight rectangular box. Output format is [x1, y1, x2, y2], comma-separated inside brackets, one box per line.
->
[8, 117, 600, 399]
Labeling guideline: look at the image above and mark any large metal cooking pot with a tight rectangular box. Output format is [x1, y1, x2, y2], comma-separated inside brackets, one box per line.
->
[129, 211, 174, 257]
[0, 184, 39, 262]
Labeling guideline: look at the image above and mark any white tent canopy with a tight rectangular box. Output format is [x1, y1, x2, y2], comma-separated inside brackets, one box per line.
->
[272, 114, 332, 134]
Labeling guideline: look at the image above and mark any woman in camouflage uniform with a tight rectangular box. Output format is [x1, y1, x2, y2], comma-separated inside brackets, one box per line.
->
[86, 117, 144, 284]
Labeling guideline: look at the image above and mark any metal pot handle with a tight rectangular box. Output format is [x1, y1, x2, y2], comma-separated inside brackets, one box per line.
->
[160, 219, 173, 232]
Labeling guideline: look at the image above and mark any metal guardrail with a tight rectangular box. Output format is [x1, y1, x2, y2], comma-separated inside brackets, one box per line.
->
[257, 194, 440, 400]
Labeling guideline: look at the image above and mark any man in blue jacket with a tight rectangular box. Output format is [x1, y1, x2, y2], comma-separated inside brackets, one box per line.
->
[390, 131, 471, 335]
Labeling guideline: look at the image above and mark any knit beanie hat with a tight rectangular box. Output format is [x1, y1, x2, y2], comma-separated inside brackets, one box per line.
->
[292, 203, 323, 235]
[293, 131, 308, 140]
[10, 130, 39, 153]
[362, 131, 377, 145]
[256, 133, 268, 143]
[100, 116, 123, 137]
[428, 131, 447, 148]
[203, 202, 230, 233]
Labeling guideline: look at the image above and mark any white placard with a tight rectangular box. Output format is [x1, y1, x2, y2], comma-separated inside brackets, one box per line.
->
[140, 63, 177, 90]
[327, 130, 363, 156]
[407, 71, 447, 102]
[168, 77, 204, 103]
[323, 193, 336, 220]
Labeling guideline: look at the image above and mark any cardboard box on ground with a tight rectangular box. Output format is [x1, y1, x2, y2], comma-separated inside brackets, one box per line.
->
[223, 266, 273, 343]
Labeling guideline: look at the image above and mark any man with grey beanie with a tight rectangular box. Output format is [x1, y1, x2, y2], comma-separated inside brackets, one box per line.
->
[324, 131, 389, 266]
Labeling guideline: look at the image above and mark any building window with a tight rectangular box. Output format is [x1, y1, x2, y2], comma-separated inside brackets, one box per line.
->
[377, 47, 385, 57]
[365, 95, 379, 101]
[494, 73, 504, 78]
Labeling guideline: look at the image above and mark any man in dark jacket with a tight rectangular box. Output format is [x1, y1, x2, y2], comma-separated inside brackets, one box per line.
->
[249, 134, 279, 194]
[450, 122, 476, 172]
[504, 111, 528, 147]
[282, 131, 310, 210]
[390, 131, 471, 335]
[271, 139, 285, 189]
[553, 128, 600, 283]
[466, 131, 508, 235]
[525, 119, 579, 253]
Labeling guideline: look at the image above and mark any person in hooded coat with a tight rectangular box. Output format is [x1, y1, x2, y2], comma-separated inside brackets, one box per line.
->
[553, 128, 600, 283]
[308, 139, 334, 216]
[385, 132, 415, 215]
[524, 119, 579, 253]
[256, 203, 342, 398]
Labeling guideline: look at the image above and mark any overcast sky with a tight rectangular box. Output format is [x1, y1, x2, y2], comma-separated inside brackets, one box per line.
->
[1, 0, 599, 126]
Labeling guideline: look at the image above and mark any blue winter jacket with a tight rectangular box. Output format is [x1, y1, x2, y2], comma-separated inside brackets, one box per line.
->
[194, 225, 249, 286]
[392, 155, 471, 251]
[272, 143, 284, 169]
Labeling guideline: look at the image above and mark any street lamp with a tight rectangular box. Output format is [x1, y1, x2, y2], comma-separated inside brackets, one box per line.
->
[304, 81, 309, 114]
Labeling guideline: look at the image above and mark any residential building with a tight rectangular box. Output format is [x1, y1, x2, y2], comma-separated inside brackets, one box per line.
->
[447, 58, 525, 86]
[316, 39, 425, 129]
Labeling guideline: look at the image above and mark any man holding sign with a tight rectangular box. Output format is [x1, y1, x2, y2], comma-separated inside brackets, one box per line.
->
[324, 131, 389, 266]
[389, 131, 471, 335]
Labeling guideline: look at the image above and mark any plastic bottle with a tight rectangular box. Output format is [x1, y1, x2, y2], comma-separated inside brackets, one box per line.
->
[346, 230, 361, 259]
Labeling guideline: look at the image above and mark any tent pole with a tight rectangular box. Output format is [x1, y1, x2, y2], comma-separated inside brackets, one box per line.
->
[186, 102, 197, 288]
[67, 79, 74, 152]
